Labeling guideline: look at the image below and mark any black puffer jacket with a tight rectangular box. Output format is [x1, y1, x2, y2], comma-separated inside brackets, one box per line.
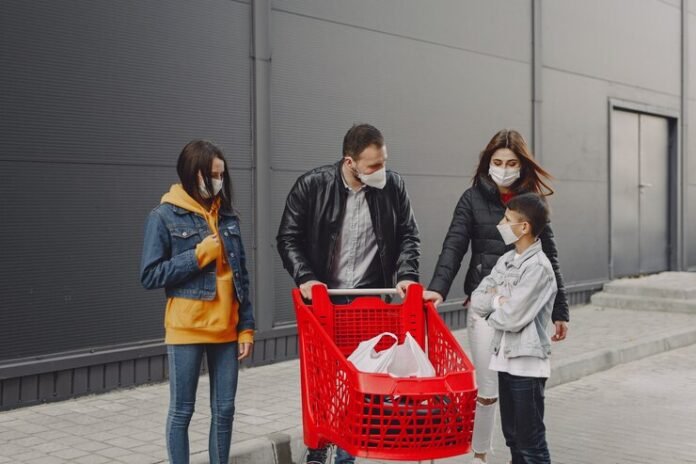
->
[428, 175, 569, 322]
[276, 161, 420, 287]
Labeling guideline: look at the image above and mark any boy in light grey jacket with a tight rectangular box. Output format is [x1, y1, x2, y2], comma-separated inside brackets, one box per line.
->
[471, 193, 558, 464]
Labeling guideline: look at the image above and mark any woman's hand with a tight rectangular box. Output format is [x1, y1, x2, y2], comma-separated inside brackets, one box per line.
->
[238, 342, 253, 361]
[423, 290, 444, 307]
[195, 233, 221, 268]
[551, 321, 568, 342]
[200, 233, 220, 248]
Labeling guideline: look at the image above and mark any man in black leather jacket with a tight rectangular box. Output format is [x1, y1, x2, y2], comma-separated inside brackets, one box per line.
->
[276, 123, 420, 464]
[277, 123, 420, 300]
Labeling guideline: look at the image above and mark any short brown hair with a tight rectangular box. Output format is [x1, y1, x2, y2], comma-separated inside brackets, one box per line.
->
[342, 124, 384, 160]
[506, 193, 550, 237]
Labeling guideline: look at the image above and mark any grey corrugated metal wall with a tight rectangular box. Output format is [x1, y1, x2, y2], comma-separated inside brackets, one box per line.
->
[0, 0, 254, 407]
[541, 0, 691, 280]
[0, 0, 694, 409]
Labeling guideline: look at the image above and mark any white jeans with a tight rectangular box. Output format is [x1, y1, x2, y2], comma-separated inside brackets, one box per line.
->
[467, 307, 498, 454]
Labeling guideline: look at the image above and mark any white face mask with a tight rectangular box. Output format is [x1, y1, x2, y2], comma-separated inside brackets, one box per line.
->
[497, 222, 524, 245]
[489, 165, 520, 187]
[355, 166, 387, 189]
[199, 178, 223, 198]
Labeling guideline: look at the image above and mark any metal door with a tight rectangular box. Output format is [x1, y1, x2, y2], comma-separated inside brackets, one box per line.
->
[610, 110, 670, 277]
[638, 115, 670, 273]
[611, 110, 640, 277]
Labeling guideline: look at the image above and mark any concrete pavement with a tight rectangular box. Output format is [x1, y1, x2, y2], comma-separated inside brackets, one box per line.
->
[363, 338, 696, 463]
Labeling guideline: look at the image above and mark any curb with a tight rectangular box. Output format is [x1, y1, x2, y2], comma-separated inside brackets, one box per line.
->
[548, 326, 696, 388]
[591, 292, 696, 314]
[190, 432, 303, 464]
[225, 326, 696, 464]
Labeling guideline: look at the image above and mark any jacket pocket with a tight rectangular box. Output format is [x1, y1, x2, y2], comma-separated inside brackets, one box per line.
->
[504, 270, 522, 289]
[171, 227, 200, 239]
[170, 227, 201, 254]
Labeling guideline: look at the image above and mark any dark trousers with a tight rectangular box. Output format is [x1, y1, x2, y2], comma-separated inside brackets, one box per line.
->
[498, 372, 551, 464]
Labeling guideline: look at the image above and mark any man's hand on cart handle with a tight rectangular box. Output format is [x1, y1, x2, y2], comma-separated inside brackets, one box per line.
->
[423, 290, 444, 308]
[299, 280, 327, 300]
[396, 280, 416, 298]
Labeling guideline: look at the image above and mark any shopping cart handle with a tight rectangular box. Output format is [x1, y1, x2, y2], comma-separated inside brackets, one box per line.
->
[326, 288, 399, 296]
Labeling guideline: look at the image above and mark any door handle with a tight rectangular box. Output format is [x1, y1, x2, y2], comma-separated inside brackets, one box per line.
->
[639, 183, 653, 188]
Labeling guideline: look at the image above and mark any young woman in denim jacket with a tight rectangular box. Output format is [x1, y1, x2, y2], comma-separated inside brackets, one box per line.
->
[140, 140, 255, 464]
[423, 129, 568, 464]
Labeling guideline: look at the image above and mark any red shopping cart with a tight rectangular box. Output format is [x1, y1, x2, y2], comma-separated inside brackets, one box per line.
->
[293, 284, 477, 461]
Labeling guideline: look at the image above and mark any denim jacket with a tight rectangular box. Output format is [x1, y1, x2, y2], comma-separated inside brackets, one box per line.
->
[140, 203, 255, 333]
[470, 240, 557, 359]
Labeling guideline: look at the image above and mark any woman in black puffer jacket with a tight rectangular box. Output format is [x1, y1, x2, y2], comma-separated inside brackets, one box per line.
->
[424, 129, 568, 464]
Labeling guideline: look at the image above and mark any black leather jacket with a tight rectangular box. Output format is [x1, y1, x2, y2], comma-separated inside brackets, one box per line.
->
[276, 161, 420, 288]
[428, 175, 569, 322]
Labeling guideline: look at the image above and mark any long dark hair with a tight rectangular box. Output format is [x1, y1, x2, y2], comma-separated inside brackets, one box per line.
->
[176, 140, 234, 212]
[473, 129, 554, 196]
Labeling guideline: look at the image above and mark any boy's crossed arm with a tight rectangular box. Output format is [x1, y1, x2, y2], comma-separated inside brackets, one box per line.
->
[470, 259, 507, 316]
[471, 263, 556, 333]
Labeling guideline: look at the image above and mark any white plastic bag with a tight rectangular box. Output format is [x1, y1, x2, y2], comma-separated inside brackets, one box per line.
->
[388, 332, 436, 378]
[346, 332, 399, 374]
[347, 332, 436, 378]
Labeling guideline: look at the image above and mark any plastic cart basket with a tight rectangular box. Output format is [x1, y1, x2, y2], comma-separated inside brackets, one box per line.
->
[293, 284, 477, 461]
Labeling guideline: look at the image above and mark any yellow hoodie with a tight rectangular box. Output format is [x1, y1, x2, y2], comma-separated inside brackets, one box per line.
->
[160, 184, 254, 345]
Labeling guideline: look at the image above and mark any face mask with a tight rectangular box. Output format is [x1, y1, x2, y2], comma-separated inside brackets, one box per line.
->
[354, 166, 387, 189]
[199, 178, 223, 198]
[497, 222, 524, 245]
[489, 165, 520, 187]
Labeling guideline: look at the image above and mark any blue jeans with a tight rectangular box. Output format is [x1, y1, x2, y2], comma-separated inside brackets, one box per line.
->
[166, 342, 239, 464]
[498, 372, 551, 464]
